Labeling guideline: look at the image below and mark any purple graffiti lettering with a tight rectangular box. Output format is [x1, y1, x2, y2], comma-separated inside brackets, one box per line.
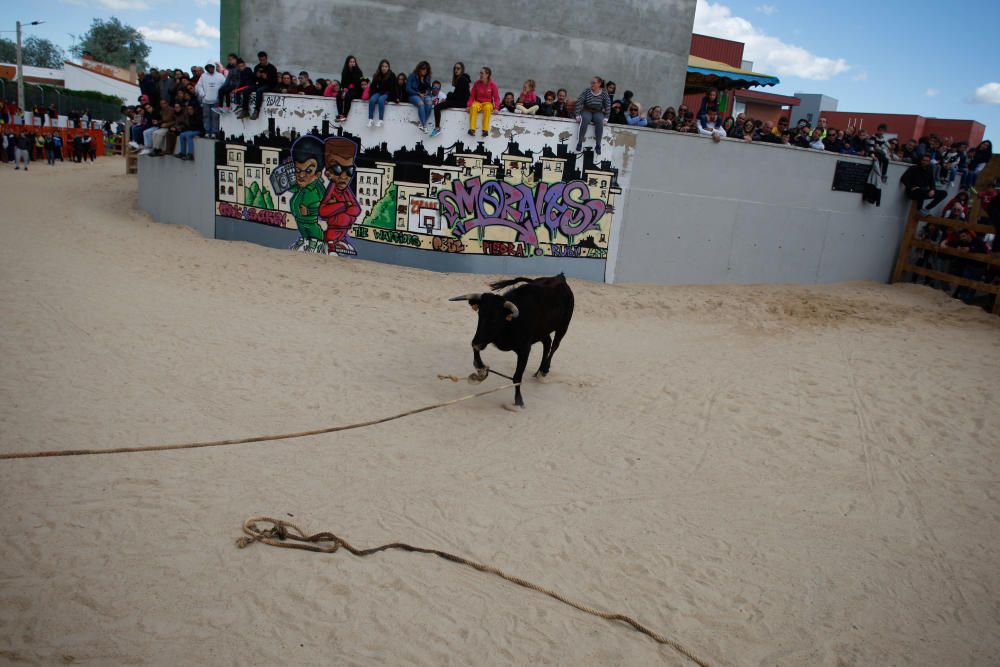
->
[436, 176, 607, 248]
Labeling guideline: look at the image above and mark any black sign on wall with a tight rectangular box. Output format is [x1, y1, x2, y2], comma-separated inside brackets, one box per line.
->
[831, 160, 871, 193]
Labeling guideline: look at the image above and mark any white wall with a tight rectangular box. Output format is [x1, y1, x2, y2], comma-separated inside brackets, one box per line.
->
[140, 93, 911, 286]
[615, 128, 909, 284]
[62, 65, 139, 103]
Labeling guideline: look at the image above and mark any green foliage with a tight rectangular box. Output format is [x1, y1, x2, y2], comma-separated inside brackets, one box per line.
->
[0, 36, 64, 68]
[364, 184, 398, 229]
[245, 181, 274, 209]
[70, 18, 150, 70]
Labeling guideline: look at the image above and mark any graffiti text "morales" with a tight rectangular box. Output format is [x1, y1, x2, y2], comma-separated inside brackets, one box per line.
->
[437, 177, 606, 246]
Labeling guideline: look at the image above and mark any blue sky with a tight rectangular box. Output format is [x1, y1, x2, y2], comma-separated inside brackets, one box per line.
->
[6, 0, 998, 142]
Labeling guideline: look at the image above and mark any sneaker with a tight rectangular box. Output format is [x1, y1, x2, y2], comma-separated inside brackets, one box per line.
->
[336, 115, 347, 123]
[376, 120, 383, 128]
[481, 130, 488, 137]
[418, 125, 428, 134]
[575, 144, 582, 152]
[596, 144, 602, 156]
[367, 119, 374, 128]
[173, 153, 184, 159]
[128, 140, 140, 150]
[468, 129, 475, 137]
[139, 148, 152, 155]
[430, 127, 441, 138]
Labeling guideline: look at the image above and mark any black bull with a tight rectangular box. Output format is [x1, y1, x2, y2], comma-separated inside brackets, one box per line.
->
[449, 274, 574, 408]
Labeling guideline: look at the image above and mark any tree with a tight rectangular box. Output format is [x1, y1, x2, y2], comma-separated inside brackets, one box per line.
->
[70, 17, 150, 70]
[0, 36, 65, 68]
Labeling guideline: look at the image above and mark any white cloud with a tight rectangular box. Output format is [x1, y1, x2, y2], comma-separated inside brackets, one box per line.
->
[194, 19, 220, 39]
[98, 0, 149, 9]
[755, 4, 777, 14]
[694, 0, 850, 80]
[138, 25, 209, 49]
[925, 88, 940, 97]
[971, 82, 1000, 104]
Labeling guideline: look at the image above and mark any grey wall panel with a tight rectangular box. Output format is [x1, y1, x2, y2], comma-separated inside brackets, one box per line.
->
[240, 0, 696, 111]
[726, 203, 828, 284]
[137, 138, 216, 239]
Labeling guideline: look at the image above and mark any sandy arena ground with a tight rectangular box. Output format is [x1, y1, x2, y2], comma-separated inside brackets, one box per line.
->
[1, 158, 999, 666]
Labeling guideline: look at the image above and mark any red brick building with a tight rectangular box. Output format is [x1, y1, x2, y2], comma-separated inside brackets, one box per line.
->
[818, 112, 985, 145]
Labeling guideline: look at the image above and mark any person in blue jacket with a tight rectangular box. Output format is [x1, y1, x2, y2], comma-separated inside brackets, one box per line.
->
[406, 61, 435, 134]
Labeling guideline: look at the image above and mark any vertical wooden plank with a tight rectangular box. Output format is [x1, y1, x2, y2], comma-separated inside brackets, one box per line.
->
[891, 202, 920, 284]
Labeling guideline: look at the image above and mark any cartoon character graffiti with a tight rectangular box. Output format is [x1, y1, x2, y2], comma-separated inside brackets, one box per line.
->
[319, 138, 362, 256]
[286, 135, 327, 253]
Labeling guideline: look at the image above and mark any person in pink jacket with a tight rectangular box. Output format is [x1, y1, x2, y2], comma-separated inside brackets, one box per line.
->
[466, 67, 500, 138]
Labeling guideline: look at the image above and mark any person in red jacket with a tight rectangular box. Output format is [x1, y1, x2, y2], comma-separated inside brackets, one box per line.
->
[319, 138, 362, 256]
[467, 67, 500, 138]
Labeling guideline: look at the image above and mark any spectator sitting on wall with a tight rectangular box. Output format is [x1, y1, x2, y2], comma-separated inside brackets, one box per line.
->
[538, 90, 558, 117]
[808, 128, 826, 150]
[215, 54, 241, 111]
[697, 88, 720, 124]
[554, 88, 570, 118]
[964, 140, 993, 190]
[697, 107, 726, 143]
[175, 102, 201, 161]
[647, 106, 670, 129]
[405, 61, 436, 133]
[430, 62, 470, 136]
[367, 59, 395, 128]
[721, 116, 735, 136]
[337, 55, 365, 122]
[498, 92, 517, 114]
[661, 106, 677, 130]
[625, 102, 647, 126]
[241, 51, 278, 120]
[466, 67, 499, 138]
[388, 74, 406, 105]
[608, 100, 627, 125]
[298, 72, 318, 96]
[324, 79, 340, 98]
[773, 116, 789, 137]
[430, 80, 445, 104]
[515, 80, 540, 115]
[901, 154, 948, 213]
[618, 90, 635, 114]
[278, 72, 299, 94]
[575, 75, 611, 154]
[605, 81, 617, 103]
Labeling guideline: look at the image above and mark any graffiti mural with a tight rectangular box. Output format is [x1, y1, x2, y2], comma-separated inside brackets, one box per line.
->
[214, 103, 623, 262]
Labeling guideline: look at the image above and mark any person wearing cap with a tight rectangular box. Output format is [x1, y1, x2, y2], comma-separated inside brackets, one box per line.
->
[319, 138, 361, 256]
[195, 63, 226, 138]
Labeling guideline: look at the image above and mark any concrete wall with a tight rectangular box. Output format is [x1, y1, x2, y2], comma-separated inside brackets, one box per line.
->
[615, 128, 910, 284]
[139, 96, 912, 287]
[237, 0, 696, 109]
[137, 138, 217, 239]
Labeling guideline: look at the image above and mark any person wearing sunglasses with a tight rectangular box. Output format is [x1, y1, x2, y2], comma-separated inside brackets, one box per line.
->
[319, 138, 362, 256]
[625, 102, 647, 126]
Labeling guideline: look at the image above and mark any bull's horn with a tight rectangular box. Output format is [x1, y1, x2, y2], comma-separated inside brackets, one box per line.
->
[503, 301, 520, 318]
[448, 293, 482, 302]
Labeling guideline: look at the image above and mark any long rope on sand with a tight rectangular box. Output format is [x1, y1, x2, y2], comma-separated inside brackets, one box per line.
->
[238, 517, 713, 667]
[0, 382, 518, 461]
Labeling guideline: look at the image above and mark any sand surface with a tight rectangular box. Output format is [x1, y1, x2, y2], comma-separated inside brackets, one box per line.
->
[1, 158, 999, 666]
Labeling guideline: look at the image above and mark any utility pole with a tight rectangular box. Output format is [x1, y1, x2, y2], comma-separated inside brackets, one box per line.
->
[16, 20, 23, 113]
[15, 20, 43, 116]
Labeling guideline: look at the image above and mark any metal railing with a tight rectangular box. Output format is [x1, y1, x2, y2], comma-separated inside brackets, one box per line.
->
[1, 79, 122, 122]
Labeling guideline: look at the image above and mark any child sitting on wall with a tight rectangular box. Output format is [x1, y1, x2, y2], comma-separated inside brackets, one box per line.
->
[515, 80, 539, 115]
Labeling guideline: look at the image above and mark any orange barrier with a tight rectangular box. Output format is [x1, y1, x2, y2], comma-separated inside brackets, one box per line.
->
[0, 124, 107, 157]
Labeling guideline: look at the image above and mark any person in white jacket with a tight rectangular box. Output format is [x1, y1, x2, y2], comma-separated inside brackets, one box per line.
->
[697, 108, 727, 143]
[195, 63, 226, 137]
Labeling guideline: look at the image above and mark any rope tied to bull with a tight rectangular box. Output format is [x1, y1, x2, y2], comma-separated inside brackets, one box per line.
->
[0, 381, 518, 461]
[238, 516, 712, 667]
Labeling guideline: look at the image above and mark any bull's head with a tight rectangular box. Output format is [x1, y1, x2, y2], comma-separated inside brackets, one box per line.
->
[449, 292, 519, 351]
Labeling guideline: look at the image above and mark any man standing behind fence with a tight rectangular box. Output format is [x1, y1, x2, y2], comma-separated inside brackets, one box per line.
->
[196, 63, 226, 138]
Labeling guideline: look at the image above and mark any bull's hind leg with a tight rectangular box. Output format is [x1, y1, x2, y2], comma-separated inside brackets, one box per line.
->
[534, 335, 552, 378]
[542, 325, 569, 376]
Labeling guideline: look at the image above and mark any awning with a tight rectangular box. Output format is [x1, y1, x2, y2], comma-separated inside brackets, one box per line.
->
[685, 55, 780, 93]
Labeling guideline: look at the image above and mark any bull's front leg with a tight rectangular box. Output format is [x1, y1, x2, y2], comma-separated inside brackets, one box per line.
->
[468, 347, 489, 383]
[510, 346, 530, 409]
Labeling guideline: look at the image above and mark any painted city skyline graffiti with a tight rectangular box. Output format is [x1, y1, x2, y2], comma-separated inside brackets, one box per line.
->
[214, 117, 621, 260]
